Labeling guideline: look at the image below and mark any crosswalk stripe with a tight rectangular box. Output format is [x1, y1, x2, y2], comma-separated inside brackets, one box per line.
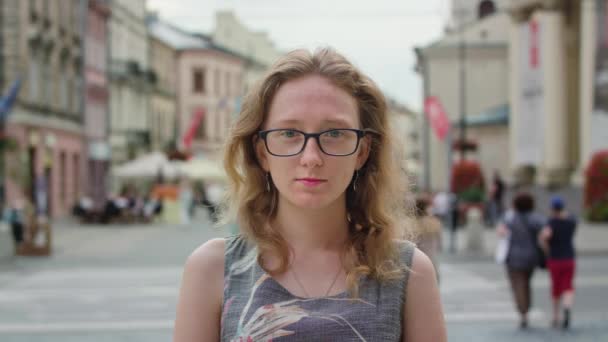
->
[0, 320, 174, 333]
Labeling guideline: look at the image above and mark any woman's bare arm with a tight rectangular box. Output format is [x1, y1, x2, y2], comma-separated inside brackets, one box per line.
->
[538, 226, 553, 256]
[496, 222, 509, 238]
[402, 248, 447, 342]
[173, 238, 225, 342]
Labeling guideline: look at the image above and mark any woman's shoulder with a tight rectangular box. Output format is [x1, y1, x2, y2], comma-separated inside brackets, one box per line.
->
[187, 234, 252, 263]
[402, 247, 445, 339]
[549, 213, 578, 226]
[185, 238, 226, 276]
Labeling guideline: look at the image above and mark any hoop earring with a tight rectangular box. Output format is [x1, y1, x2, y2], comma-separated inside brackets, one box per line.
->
[266, 172, 271, 192]
[352, 170, 359, 192]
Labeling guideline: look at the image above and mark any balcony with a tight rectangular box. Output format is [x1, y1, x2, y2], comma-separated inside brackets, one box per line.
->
[109, 60, 158, 91]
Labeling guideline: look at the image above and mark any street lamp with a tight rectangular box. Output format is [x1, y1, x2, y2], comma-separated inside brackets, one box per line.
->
[458, 26, 468, 161]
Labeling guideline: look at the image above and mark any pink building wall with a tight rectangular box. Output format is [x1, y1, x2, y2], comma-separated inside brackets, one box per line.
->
[84, 0, 111, 208]
[176, 49, 244, 153]
[5, 123, 84, 219]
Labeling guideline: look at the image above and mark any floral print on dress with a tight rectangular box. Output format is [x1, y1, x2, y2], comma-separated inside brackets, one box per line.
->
[225, 246, 374, 341]
[222, 236, 410, 341]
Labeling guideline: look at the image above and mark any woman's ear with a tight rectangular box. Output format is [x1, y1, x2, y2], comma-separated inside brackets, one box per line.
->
[356, 135, 371, 169]
[253, 135, 270, 172]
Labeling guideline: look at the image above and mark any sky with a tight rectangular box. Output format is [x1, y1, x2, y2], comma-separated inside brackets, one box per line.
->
[147, 0, 451, 112]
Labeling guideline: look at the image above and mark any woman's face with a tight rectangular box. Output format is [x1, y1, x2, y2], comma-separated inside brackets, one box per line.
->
[256, 74, 370, 210]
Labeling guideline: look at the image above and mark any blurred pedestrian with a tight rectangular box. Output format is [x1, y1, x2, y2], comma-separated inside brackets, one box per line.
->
[496, 192, 545, 329]
[173, 48, 446, 341]
[179, 177, 193, 225]
[415, 196, 442, 282]
[488, 170, 505, 226]
[431, 190, 450, 226]
[539, 196, 577, 329]
[6, 199, 25, 253]
[194, 181, 217, 223]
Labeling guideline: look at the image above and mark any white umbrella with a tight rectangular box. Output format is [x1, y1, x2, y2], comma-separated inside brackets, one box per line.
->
[178, 158, 226, 182]
[113, 151, 180, 179]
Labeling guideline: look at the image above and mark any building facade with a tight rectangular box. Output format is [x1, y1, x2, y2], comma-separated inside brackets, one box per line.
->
[177, 46, 245, 155]
[1, 0, 87, 218]
[212, 11, 280, 94]
[416, 12, 511, 191]
[388, 99, 421, 186]
[507, 0, 590, 187]
[108, 0, 152, 163]
[84, 0, 111, 209]
[148, 16, 246, 157]
[450, 0, 510, 29]
[147, 18, 177, 152]
[419, 0, 602, 191]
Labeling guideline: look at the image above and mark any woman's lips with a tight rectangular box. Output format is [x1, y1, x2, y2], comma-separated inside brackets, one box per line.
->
[296, 178, 327, 186]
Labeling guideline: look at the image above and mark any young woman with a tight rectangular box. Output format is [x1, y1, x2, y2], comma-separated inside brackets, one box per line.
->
[496, 192, 545, 329]
[173, 48, 446, 341]
[539, 196, 577, 329]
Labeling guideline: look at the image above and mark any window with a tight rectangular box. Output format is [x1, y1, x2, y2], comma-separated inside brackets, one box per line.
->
[214, 69, 220, 95]
[195, 111, 207, 139]
[72, 62, 82, 114]
[41, 53, 52, 104]
[193, 68, 205, 93]
[215, 110, 222, 141]
[478, 0, 496, 19]
[60, 151, 66, 205]
[235, 73, 241, 95]
[60, 60, 69, 110]
[225, 109, 231, 140]
[29, 0, 38, 22]
[28, 50, 40, 102]
[73, 153, 79, 201]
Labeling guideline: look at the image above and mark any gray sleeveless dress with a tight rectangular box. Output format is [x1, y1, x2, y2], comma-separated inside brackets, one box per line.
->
[220, 235, 415, 341]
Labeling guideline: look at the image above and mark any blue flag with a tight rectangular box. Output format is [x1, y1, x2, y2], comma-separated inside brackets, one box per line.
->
[0, 78, 22, 122]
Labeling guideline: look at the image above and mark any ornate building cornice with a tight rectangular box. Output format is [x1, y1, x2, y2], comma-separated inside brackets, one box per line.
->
[508, 0, 566, 22]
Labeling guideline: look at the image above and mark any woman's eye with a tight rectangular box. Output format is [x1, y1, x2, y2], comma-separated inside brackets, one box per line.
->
[280, 130, 297, 138]
[328, 130, 343, 137]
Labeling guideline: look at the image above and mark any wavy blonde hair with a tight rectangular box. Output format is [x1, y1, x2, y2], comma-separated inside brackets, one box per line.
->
[219, 47, 414, 296]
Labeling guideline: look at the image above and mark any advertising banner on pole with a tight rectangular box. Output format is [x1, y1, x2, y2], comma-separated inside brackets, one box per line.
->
[515, 20, 544, 166]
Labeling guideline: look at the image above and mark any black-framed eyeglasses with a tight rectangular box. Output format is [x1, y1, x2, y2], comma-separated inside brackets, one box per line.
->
[257, 128, 378, 157]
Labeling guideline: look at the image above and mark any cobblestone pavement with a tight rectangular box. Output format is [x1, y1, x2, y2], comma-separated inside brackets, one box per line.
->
[442, 254, 608, 341]
[0, 212, 607, 341]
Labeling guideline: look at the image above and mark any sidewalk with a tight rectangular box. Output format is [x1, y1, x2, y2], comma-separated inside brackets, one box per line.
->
[452, 221, 608, 258]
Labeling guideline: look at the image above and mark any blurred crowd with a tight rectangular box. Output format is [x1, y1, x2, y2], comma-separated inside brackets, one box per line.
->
[71, 179, 223, 225]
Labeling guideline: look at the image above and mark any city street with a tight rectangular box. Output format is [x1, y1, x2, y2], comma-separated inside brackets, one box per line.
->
[0, 212, 607, 341]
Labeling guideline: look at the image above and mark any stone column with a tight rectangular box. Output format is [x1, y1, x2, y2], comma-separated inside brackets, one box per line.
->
[535, 8, 570, 186]
[508, 12, 524, 183]
[573, 0, 597, 185]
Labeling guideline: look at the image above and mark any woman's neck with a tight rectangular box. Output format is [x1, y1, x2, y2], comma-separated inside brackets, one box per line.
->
[272, 196, 349, 254]
[553, 210, 568, 218]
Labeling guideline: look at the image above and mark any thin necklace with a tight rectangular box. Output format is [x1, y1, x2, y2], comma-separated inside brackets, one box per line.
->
[290, 263, 342, 298]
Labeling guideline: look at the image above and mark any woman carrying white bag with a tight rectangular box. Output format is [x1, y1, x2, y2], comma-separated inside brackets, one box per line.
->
[495, 193, 545, 329]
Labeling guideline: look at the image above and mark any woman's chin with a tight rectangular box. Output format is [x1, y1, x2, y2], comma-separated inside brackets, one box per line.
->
[286, 192, 342, 210]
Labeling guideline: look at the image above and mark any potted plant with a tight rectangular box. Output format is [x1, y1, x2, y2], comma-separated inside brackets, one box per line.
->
[585, 150, 608, 222]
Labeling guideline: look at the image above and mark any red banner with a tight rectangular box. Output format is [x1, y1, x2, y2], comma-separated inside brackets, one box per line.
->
[182, 108, 205, 149]
[424, 96, 450, 141]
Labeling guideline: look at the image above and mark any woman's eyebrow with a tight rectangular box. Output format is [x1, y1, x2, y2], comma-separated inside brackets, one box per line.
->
[271, 118, 354, 126]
